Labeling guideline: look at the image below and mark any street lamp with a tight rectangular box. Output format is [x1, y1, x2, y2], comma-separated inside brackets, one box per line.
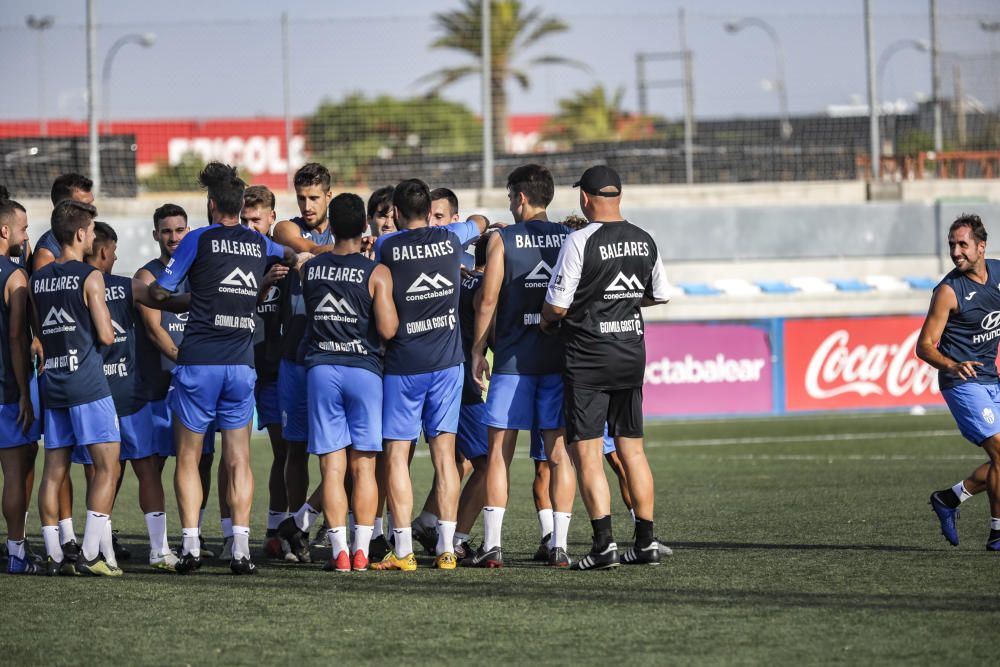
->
[877, 39, 930, 101]
[102, 32, 156, 135]
[26, 15, 55, 136]
[725, 17, 792, 140]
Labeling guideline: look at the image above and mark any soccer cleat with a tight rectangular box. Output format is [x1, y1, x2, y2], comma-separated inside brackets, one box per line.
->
[622, 540, 662, 566]
[287, 530, 312, 563]
[533, 534, 551, 562]
[264, 534, 284, 559]
[657, 540, 674, 557]
[44, 556, 78, 576]
[370, 551, 417, 572]
[547, 546, 571, 568]
[988, 533, 1000, 551]
[929, 492, 960, 546]
[310, 525, 330, 549]
[150, 550, 180, 572]
[61, 539, 80, 563]
[7, 554, 42, 575]
[413, 525, 439, 555]
[351, 550, 369, 572]
[368, 535, 390, 561]
[454, 540, 474, 562]
[76, 555, 123, 577]
[220, 537, 234, 561]
[199, 537, 216, 560]
[24, 539, 44, 565]
[469, 545, 503, 568]
[323, 550, 351, 573]
[175, 553, 202, 575]
[230, 556, 257, 575]
[435, 552, 458, 570]
[112, 530, 131, 561]
[571, 542, 620, 571]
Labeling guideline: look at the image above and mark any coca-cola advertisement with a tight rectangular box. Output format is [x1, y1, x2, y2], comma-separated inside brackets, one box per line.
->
[643, 322, 774, 416]
[783, 316, 943, 412]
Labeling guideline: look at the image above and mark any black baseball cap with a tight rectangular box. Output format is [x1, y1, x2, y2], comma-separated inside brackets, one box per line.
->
[573, 165, 622, 197]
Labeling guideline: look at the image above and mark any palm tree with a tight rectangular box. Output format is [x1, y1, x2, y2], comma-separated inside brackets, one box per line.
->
[542, 85, 657, 146]
[421, 0, 587, 153]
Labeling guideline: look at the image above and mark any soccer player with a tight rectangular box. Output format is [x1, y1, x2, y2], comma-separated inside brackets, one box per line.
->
[148, 162, 302, 575]
[0, 199, 42, 574]
[271, 163, 335, 562]
[367, 186, 396, 238]
[542, 165, 671, 570]
[301, 193, 397, 571]
[239, 186, 293, 559]
[372, 178, 487, 571]
[917, 214, 1000, 551]
[429, 188, 460, 227]
[31, 200, 121, 576]
[469, 164, 575, 568]
[84, 221, 189, 571]
[134, 204, 218, 557]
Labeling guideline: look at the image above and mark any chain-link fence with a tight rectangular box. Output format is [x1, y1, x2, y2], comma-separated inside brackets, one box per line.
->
[1, 3, 999, 196]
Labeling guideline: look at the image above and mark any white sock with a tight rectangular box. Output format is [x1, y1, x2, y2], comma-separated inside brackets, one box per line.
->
[414, 510, 437, 531]
[347, 511, 356, 539]
[630, 508, 637, 524]
[267, 510, 285, 531]
[537, 509, 554, 538]
[991, 517, 1000, 531]
[232, 525, 250, 559]
[953, 482, 974, 503]
[386, 511, 394, 534]
[100, 519, 117, 568]
[220, 517, 234, 539]
[328, 527, 348, 556]
[23, 511, 29, 533]
[82, 511, 109, 561]
[392, 527, 412, 557]
[294, 503, 320, 533]
[482, 506, 505, 550]
[552, 512, 571, 550]
[372, 517, 384, 540]
[7, 539, 26, 560]
[58, 518, 76, 544]
[435, 520, 457, 555]
[353, 525, 374, 557]
[42, 525, 63, 561]
[145, 512, 168, 555]
[454, 531, 470, 548]
[182, 527, 200, 557]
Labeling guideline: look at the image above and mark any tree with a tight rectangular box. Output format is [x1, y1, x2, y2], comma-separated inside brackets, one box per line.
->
[141, 152, 206, 192]
[542, 85, 659, 146]
[306, 93, 481, 184]
[421, 0, 586, 153]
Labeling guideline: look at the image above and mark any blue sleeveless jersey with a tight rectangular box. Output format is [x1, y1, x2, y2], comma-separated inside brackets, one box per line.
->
[157, 223, 286, 367]
[301, 252, 381, 376]
[255, 273, 282, 383]
[278, 217, 333, 361]
[102, 273, 144, 416]
[937, 258, 1000, 390]
[458, 270, 484, 405]
[375, 220, 480, 375]
[35, 230, 62, 260]
[135, 257, 189, 400]
[0, 257, 26, 403]
[493, 220, 569, 375]
[30, 260, 111, 408]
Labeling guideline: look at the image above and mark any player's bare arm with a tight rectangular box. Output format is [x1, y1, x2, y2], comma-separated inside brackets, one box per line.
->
[6, 268, 33, 430]
[471, 232, 504, 390]
[371, 264, 399, 341]
[31, 246, 56, 273]
[916, 283, 982, 379]
[134, 267, 180, 361]
[273, 219, 334, 255]
[257, 263, 289, 305]
[132, 278, 190, 314]
[83, 270, 115, 346]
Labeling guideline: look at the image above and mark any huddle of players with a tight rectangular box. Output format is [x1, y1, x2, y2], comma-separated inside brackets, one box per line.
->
[1, 159, 670, 575]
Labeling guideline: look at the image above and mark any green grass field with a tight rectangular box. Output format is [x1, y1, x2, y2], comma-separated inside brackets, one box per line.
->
[1, 411, 997, 665]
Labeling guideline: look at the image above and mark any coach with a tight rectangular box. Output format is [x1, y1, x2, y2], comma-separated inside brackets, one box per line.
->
[540, 165, 671, 570]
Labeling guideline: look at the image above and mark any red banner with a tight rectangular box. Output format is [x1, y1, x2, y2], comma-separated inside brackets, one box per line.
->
[783, 316, 943, 411]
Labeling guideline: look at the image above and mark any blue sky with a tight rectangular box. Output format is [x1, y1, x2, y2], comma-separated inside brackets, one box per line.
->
[1, 0, 998, 122]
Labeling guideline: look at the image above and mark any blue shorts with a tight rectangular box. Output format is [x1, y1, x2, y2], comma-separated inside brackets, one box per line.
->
[530, 423, 614, 461]
[457, 402, 488, 459]
[45, 396, 120, 450]
[942, 383, 1000, 445]
[0, 376, 42, 449]
[150, 399, 218, 456]
[256, 379, 281, 431]
[279, 359, 308, 441]
[120, 403, 157, 461]
[169, 364, 255, 433]
[383, 365, 463, 441]
[307, 365, 382, 455]
[485, 373, 564, 431]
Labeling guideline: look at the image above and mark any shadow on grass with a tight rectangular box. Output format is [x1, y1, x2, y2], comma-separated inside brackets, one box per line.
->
[666, 541, 937, 553]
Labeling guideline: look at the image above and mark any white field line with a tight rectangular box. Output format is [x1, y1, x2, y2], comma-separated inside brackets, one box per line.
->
[705, 454, 984, 462]
[648, 429, 958, 448]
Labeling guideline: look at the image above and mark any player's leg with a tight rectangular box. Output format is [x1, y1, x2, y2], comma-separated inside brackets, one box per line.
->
[423, 366, 464, 568]
[453, 402, 488, 560]
[80, 439, 122, 575]
[349, 450, 378, 570]
[610, 388, 661, 566]
[216, 364, 259, 574]
[537, 374, 574, 567]
[369, 452, 390, 560]
[305, 364, 349, 571]
[264, 422, 290, 557]
[1, 445, 35, 573]
[339, 365, 382, 571]
[318, 450, 349, 572]
[530, 429, 554, 561]
[38, 443, 75, 575]
[56, 474, 78, 561]
[605, 447, 634, 511]
[981, 434, 1000, 550]
[278, 359, 310, 532]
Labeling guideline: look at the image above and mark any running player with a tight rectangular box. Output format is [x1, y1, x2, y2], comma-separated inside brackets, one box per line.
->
[372, 178, 487, 571]
[542, 166, 671, 570]
[148, 162, 302, 575]
[0, 199, 42, 573]
[917, 214, 1000, 551]
[469, 164, 575, 568]
[301, 193, 397, 572]
[31, 199, 121, 576]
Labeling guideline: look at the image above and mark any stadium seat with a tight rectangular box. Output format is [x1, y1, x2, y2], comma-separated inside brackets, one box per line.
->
[788, 277, 837, 294]
[904, 276, 938, 290]
[865, 275, 910, 293]
[830, 278, 874, 293]
[713, 279, 761, 296]
[677, 282, 722, 296]
[755, 280, 799, 294]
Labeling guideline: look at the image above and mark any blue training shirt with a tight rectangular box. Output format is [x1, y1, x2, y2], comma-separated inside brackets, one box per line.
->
[375, 220, 480, 375]
[936, 257, 1000, 390]
[158, 223, 286, 367]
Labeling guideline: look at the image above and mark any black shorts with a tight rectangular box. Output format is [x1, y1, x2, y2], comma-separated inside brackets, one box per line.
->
[563, 383, 643, 443]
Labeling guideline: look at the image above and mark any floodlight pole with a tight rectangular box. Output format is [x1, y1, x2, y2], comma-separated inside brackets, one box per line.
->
[282, 12, 293, 192]
[481, 0, 494, 190]
[865, 0, 880, 181]
[87, 0, 100, 196]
